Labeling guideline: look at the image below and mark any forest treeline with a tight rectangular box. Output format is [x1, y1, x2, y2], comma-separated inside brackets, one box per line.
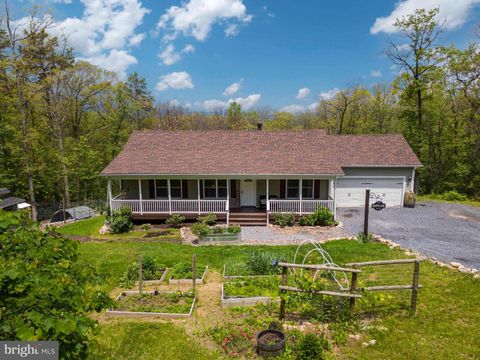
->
[1, 8, 479, 220]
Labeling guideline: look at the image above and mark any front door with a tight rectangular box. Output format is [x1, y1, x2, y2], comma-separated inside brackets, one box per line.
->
[240, 179, 256, 207]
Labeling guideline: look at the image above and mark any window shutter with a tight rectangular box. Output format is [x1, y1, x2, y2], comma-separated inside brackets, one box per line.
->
[280, 180, 286, 199]
[149, 180, 155, 198]
[314, 180, 320, 199]
[181, 180, 188, 199]
[230, 180, 237, 198]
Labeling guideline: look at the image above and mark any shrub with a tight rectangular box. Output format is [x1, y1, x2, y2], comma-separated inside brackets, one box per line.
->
[140, 223, 151, 231]
[109, 206, 134, 234]
[165, 213, 186, 228]
[273, 212, 295, 227]
[227, 224, 241, 233]
[295, 333, 329, 360]
[191, 222, 210, 237]
[120, 256, 167, 287]
[356, 232, 374, 243]
[0, 210, 110, 358]
[245, 251, 279, 275]
[300, 207, 334, 227]
[440, 190, 467, 201]
[197, 213, 217, 225]
[170, 261, 206, 279]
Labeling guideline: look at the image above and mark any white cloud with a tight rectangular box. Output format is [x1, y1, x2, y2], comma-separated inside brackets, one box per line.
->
[279, 102, 318, 114]
[53, 0, 149, 78]
[223, 79, 243, 96]
[370, 0, 480, 34]
[371, 70, 382, 78]
[319, 88, 340, 100]
[157, 0, 252, 41]
[296, 87, 310, 99]
[203, 99, 227, 111]
[229, 94, 261, 110]
[203, 93, 261, 111]
[156, 71, 194, 91]
[159, 43, 196, 65]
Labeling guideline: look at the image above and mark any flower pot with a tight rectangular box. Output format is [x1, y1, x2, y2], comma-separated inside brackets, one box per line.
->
[256, 329, 286, 357]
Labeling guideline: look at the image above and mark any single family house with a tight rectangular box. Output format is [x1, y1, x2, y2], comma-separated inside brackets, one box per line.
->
[100, 130, 421, 225]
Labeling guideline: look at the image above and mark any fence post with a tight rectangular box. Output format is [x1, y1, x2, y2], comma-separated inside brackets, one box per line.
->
[138, 255, 143, 294]
[192, 254, 197, 294]
[411, 260, 420, 314]
[349, 271, 358, 310]
[364, 189, 370, 236]
[279, 265, 288, 321]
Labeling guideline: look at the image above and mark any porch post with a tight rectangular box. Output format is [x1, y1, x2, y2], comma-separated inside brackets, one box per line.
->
[266, 179, 270, 224]
[226, 179, 230, 225]
[299, 179, 303, 215]
[138, 179, 143, 214]
[332, 179, 337, 220]
[107, 178, 112, 211]
[197, 179, 201, 214]
[167, 179, 172, 215]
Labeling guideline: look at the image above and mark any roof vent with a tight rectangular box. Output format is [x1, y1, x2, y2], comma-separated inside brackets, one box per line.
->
[257, 123, 263, 131]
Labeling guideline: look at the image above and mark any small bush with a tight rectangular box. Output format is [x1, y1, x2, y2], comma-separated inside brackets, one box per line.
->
[140, 223, 151, 231]
[191, 222, 210, 237]
[227, 224, 241, 233]
[300, 207, 334, 227]
[273, 212, 295, 227]
[165, 214, 186, 228]
[197, 213, 217, 225]
[170, 261, 206, 279]
[296, 333, 329, 360]
[356, 232, 374, 243]
[109, 206, 134, 234]
[245, 251, 279, 275]
[440, 190, 467, 201]
[120, 256, 166, 287]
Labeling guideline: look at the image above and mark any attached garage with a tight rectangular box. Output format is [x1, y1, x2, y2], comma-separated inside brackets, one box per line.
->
[335, 177, 405, 207]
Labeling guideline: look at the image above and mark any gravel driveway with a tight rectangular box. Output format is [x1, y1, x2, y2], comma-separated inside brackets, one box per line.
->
[337, 202, 480, 269]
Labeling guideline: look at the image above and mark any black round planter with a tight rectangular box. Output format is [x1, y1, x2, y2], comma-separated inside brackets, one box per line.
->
[256, 329, 286, 358]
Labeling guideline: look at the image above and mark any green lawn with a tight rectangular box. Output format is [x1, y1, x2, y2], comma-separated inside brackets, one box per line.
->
[56, 215, 182, 242]
[93, 321, 216, 360]
[80, 240, 480, 359]
[417, 194, 480, 207]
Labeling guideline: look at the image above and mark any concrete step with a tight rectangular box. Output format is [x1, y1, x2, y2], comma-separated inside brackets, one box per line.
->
[231, 222, 266, 226]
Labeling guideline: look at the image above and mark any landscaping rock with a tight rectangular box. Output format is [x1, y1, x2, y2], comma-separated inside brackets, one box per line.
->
[474, 274, 480, 279]
[348, 334, 361, 341]
[99, 224, 110, 234]
[362, 339, 376, 347]
[449, 262, 462, 268]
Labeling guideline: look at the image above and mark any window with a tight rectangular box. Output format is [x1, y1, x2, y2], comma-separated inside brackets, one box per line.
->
[203, 179, 228, 198]
[286, 179, 299, 198]
[218, 180, 227, 198]
[302, 180, 314, 198]
[170, 180, 182, 198]
[155, 180, 168, 198]
[155, 179, 182, 199]
[204, 180, 217, 198]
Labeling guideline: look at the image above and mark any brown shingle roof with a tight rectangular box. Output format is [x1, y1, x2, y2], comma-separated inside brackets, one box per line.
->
[100, 130, 421, 176]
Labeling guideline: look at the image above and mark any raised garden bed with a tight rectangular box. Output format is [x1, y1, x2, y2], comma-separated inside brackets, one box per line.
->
[168, 261, 208, 284]
[221, 276, 280, 308]
[194, 224, 242, 242]
[107, 290, 195, 318]
[223, 264, 281, 280]
[199, 232, 241, 242]
[120, 256, 168, 288]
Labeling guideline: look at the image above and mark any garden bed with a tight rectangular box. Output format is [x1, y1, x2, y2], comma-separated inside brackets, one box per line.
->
[107, 290, 196, 318]
[168, 262, 208, 284]
[199, 232, 241, 242]
[221, 276, 280, 308]
[223, 264, 281, 280]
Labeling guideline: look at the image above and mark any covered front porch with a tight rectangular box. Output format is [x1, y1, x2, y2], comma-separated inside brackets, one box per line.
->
[107, 177, 336, 225]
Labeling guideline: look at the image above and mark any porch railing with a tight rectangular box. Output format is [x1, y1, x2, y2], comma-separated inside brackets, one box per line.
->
[267, 199, 335, 215]
[111, 198, 228, 214]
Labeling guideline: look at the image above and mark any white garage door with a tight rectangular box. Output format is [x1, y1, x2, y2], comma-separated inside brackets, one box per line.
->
[335, 177, 404, 207]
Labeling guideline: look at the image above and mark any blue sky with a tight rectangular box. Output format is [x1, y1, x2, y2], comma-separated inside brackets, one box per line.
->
[13, 0, 480, 112]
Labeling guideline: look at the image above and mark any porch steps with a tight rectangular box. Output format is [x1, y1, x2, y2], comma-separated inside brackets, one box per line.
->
[229, 212, 267, 226]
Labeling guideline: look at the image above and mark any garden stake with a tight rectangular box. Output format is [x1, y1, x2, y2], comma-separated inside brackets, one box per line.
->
[411, 260, 420, 314]
[349, 271, 358, 310]
[192, 254, 196, 294]
[279, 265, 287, 320]
[138, 255, 143, 294]
[364, 188, 370, 236]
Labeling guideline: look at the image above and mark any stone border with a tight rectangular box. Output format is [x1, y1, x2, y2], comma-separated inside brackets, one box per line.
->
[373, 235, 479, 278]
[221, 281, 279, 308]
[106, 290, 196, 318]
[168, 266, 208, 285]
